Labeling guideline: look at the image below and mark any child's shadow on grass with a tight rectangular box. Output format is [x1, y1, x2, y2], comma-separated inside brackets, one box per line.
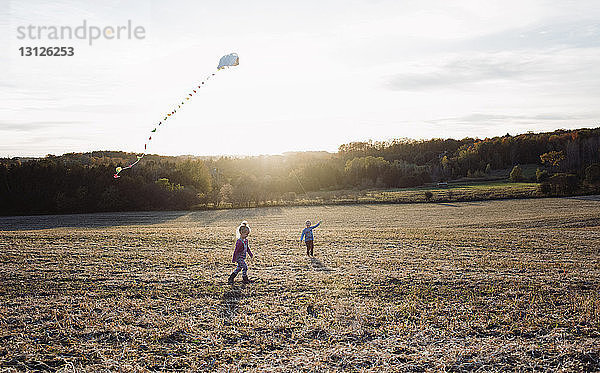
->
[309, 257, 333, 272]
[220, 284, 245, 321]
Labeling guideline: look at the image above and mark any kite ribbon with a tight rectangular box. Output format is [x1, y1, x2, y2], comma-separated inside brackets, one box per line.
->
[113, 53, 239, 178]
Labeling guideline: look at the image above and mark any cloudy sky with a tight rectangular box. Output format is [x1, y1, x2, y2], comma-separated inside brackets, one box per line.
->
[1, 0, 599, 157]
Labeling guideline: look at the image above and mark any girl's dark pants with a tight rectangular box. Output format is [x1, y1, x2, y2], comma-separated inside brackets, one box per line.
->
[305, 240, 314, 256]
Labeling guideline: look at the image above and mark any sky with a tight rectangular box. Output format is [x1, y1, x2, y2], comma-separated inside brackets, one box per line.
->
[1, 0, 600, 157]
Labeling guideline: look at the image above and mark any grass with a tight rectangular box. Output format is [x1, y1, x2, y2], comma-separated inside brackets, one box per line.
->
[1, 197, 599, 371]
[298, 181, 540, 205]
[368, 181, 539, 203]
[209, 181, 542, 209]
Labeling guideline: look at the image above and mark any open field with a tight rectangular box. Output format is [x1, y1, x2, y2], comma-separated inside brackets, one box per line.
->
[362, 182, 540, 204]
[210, 181, 542, 209]
[1, 197, 599, 371]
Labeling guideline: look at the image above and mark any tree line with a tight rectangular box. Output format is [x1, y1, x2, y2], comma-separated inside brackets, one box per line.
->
[1, 128, 599, 215]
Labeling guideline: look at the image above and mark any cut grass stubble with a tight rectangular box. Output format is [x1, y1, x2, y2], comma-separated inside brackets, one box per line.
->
[0, 197, 599, 371]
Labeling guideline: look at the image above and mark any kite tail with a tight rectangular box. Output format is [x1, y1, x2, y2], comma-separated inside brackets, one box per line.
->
[113, 67, 233, 178]
[113, 155, 144, 178]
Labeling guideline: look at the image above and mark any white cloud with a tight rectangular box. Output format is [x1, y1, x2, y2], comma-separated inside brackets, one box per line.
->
[2, 0, 600, 157]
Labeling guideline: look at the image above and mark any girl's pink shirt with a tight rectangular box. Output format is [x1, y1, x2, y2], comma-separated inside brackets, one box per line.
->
[232, 238, 252, 262]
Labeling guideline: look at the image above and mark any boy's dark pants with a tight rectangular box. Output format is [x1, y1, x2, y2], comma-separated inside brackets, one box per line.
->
[305, 240, 314, 256]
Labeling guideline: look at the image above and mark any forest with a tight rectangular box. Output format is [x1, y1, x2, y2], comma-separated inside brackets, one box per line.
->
[1, 127, 600, 215]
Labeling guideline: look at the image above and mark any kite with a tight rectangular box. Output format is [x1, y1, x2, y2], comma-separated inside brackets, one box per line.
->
[218, 53, 239, 69]
[113, 53, 240, 178]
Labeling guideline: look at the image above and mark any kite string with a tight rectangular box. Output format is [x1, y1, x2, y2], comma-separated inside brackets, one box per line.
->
[113, 67, 229, 178]
[291, 168, 308, 197]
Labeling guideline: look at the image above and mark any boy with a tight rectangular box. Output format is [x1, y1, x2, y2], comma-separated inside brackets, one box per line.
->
[300, 220, 321, 256]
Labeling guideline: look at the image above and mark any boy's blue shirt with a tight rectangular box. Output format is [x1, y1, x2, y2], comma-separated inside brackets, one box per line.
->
[300, 222, 320, 241]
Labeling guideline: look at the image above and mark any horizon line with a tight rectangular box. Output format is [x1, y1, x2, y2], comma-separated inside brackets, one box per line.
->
[3, 125, 598, 160]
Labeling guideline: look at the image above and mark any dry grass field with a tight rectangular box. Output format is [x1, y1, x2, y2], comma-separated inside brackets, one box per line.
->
[1, 197, 599, 371]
